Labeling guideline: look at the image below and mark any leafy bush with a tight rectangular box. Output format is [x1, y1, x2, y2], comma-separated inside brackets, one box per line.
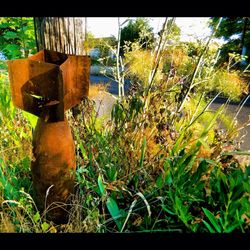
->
[207, 70, 248, 101]
[0, 17, 36, 59]
[120, 18, 155, 54]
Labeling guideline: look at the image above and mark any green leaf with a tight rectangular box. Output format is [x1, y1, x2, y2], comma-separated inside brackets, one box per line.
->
[4, 44, 20, 52]
[156, 174, 163, 188]
[107, 165, 117, 182]
[165, 170, 173, 185]
[202, 220, 216, 233]
[33, 212, 40, 223]
[172, 131, 186, 155]
[22, 110, 37, 129]
[202, 208, 221, 233]
[243, 182, 250, 194]
[175, 196, 191, 225]
[224, 221, 243, 233]
[203, 158, 218, 166]
[162, 204, 176, 215]
[41, 222, 50, 232]
[220, 179, 229, 200]
[139, 137, 147, 168]
[97, 174, 106, 196]
[164, 158, 173, 169]
[231, 184, 245, 201]
[182, 154, 196, 171]
[79, 143, 88, 161]
[201, 105, 224, 138]
[3, 31, 19, 40]
[244, 165, 250, 180]
[106, 197, 122, 230]
[0, 22, 10, 28]
[187, 160, 207, 189]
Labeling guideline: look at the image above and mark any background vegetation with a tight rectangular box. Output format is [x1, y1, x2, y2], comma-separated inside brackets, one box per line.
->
[0, 17, 36, 60]
[210, 17, 250, 66]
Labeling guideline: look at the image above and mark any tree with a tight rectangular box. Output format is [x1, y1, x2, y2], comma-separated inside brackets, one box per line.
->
[120, 18, 154, 54]
[157, 19, 181, 42]
[209, 17, 250, 66]
[0, 17, 36, 59]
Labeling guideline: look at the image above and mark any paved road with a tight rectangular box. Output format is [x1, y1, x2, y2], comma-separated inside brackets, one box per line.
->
[90, 75, 250, 151]
[90, 75, 130, 95]
[210, 97, 250, 150]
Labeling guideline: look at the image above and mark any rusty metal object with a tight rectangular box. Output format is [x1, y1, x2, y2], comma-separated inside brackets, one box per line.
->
[31, 118, 76, 223]
[8, 50, 90, 223]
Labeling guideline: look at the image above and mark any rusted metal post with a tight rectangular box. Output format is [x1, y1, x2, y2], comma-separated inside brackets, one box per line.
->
[8, 49, 90, 223]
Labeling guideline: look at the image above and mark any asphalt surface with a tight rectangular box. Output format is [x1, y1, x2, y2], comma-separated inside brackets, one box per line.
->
[90, 75, 130, 95]
[210, 97, 250, 150]
[90, 75, 250, 151]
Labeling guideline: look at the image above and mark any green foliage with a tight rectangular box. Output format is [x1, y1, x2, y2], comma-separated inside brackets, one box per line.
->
[124, 46, 162, 86]
[207, 69, 248, 101]
[0, 17, 36, 59]
[83, 32, 97, 53]
[98, 174, 123, 230]
[64, 67, 249, 232]
[95, 36, 117, 66]
[120, 18, 154, 54]
[209, 17, 250, 65]
[87, 34, 117, 66]
[0, 69, 16, 122]
[22, 111, 38, 129]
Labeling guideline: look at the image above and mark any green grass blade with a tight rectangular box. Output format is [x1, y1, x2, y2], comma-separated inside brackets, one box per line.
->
[162, 204, 176, 215]
[106, 197, 122, 230]
[224, 221, 243, 233]
[202, 220, 216, 233]
[97, 174, 106, 196]
[22, 110, 38, 129]
[79, 143, 88, 161]
[200, 105, 224, 138]
[171, 130, 186, 155]
[139, 137, 147, 168]
[222, 150, 250, 156]
[202, 208, 221, 233]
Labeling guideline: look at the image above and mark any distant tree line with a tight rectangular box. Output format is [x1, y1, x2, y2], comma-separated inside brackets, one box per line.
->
[210, 17, 250, 66]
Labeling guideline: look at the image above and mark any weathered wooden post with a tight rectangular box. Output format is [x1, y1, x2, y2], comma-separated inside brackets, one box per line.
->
[8, 48, 90, 223]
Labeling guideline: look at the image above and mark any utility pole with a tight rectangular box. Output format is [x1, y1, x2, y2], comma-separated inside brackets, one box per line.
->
[34, 17, 87, 55]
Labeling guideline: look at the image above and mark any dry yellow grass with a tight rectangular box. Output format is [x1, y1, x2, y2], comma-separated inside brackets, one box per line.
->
[0, 212, 16, 232]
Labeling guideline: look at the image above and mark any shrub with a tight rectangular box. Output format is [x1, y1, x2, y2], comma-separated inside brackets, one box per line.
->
[207, 70, 248, 101]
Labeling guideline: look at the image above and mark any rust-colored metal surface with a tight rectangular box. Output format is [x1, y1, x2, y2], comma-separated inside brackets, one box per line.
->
[32, 118, 76, 223]
[7, 50, 91, 223]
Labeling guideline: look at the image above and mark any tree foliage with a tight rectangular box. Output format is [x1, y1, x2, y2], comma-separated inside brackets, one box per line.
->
[120, 18, 154, 54]
[209, 17, 250, 65]
[0, 17, 36, 60]
[157, 19, 181, 42]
